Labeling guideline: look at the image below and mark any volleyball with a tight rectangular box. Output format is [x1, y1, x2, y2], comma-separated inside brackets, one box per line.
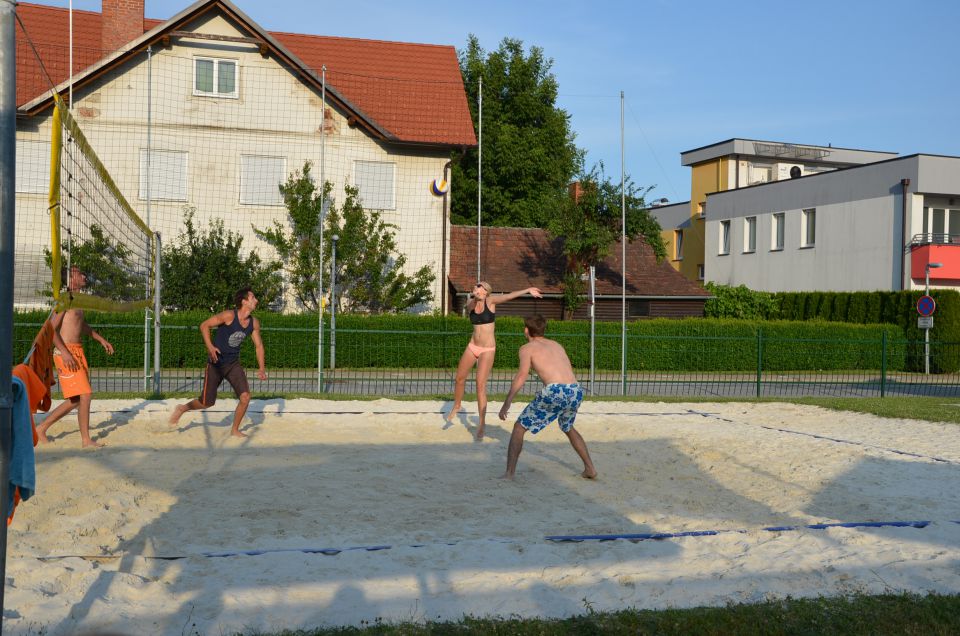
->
[431, 177, 449, 196]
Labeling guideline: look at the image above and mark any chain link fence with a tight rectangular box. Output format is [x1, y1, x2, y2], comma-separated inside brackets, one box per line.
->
[14, 323, 960, 399]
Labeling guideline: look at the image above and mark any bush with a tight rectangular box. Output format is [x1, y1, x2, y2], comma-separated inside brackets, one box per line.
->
[12, 311, 906, 373]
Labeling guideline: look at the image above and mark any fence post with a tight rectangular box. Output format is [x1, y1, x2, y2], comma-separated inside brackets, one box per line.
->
[153, 233, 162, 395]
[880, 330, 887, 398]
[756, 328, 763, 398]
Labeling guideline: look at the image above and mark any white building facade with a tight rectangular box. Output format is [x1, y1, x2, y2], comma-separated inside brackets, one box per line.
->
[705, 154, 960, 293]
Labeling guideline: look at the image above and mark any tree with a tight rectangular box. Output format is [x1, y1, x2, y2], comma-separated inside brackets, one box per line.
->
[161, 207, 282, 312]
[452, 35, 583, 228]
[547, 164, 666, 315]
[45, 224, 144, 303]
[254, 161, 436, 314]
[252, 161, 327, 312]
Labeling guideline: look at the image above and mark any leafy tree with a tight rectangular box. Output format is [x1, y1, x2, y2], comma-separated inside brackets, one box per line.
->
[161, 207, 282, 312]
[547, 165, 666, 315]
[452, 35, 583, 228]
[44, 224, 144, 302]
[254, 162, 436, 314]
[253, 161, 328, 312]
[703, 282, 780, 319]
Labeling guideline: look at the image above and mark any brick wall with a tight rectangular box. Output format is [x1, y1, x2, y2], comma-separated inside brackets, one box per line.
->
[102, 0, 144, 53]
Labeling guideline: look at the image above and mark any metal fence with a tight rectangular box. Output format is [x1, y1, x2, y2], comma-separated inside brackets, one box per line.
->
[13, 324, 960, 399]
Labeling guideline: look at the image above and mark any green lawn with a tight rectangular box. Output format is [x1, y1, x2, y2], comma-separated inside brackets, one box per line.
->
[241, 593, 960, 635]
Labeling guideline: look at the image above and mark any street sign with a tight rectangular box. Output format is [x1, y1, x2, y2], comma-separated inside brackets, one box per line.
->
[917, 295, 936, 317]
[919, 316, 934, 329]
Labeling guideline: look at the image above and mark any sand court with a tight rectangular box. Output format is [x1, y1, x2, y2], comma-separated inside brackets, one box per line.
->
[5, 399, 960, 635]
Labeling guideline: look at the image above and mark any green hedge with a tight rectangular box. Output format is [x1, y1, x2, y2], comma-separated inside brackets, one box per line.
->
[14, 311, 906, 373]
[772, 290, 960, 372]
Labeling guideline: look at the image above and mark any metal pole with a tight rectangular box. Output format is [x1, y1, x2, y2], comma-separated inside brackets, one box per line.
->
[619, 90, 626, 396]
[0, 0, 18, 624]
[143, 45, 153, 392]
[925, 267, 930, 375]
[589, 265, 595, 395]
[476, 75, 482, 282]
[68, 0, 73, 108]
[330, 235, 338, 370]
[317, 65, 326, 392]
[153, 233, 161, 395]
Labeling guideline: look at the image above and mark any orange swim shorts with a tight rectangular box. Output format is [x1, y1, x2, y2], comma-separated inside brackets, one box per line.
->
[53, 343, 91, 398]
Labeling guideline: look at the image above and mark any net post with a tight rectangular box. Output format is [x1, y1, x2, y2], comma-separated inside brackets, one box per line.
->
[0, 0, 17, 623]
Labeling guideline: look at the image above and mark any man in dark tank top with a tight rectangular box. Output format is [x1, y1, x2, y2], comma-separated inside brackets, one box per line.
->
[169, 286, 268, 438]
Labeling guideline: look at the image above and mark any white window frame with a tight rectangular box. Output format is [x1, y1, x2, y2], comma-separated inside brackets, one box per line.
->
[771, 212, 785, 251]
[802, 208, 816, 247]
[239, 155, 286, 206]
[674, 229, 683, 260]
[139, 149, 188, 202]
[743, 216, 756, 253]
[719, 220, 730, 255]
[15, 140, 50, 194]
[193, 56, 239, 98]
[353, 160, 396, 210]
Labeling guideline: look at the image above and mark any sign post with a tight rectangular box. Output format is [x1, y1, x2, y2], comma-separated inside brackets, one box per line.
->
[918, 294, 936, 374]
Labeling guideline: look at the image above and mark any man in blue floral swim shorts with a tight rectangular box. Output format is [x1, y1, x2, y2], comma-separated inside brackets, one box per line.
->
[498, 315, 597, 480]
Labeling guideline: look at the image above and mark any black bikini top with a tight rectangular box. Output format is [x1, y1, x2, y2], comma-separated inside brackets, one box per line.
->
[470, 300, 495, 325]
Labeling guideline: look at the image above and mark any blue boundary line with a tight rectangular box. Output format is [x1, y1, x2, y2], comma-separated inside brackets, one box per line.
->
[33, 521, 947, 561]
[545, 520, 932, 542]
[686, 409, 958, 465]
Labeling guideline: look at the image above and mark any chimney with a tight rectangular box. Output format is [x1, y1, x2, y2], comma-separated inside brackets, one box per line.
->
[568, 181, 583, 203]
[102, 0, 145, 54]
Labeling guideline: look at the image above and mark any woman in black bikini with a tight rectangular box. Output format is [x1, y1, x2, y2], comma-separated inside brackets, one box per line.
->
[446, 281, 542, 440]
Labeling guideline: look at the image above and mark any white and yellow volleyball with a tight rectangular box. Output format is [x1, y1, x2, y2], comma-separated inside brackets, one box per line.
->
[431, 177, 449, 196]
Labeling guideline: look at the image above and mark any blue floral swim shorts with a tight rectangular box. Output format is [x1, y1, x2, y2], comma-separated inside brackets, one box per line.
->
[517, 383, 584, 434]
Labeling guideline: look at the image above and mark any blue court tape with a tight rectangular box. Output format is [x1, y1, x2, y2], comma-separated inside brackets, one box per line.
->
[34, 521, 947, 561]
[685, 409, 958, 465]
[545, 520, 932, 543]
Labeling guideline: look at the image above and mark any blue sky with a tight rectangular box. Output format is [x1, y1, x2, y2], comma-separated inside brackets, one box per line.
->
[40, 0, 960, 203]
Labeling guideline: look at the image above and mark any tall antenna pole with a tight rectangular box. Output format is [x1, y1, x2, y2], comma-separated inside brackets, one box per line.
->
[68, 0, 73, 108]
[143, 45, 153, 391]
[317, 65, 326, 392]
[620, 91, 626, 396]
[476, 75, 482, 282]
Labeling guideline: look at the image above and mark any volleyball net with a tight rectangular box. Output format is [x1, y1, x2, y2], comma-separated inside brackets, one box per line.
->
[48, 92, 156, 312]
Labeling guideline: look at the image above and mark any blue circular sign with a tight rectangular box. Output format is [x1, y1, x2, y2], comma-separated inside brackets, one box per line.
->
[917, 295, 936, 317]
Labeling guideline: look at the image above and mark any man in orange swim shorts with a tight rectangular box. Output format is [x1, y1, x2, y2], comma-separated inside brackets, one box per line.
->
[37, 267, 115, 448]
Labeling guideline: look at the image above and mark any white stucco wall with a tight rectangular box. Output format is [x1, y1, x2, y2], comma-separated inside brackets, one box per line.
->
[15, 11, 454, 312]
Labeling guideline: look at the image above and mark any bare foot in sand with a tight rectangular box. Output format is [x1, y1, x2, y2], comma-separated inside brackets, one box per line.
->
[445, 404, 463, 422]
[581, 469, 598, 479]
[37, 432, 51, 444]
[474, 423, 486, 441]
[500, 472, 514, 480]
[231, 430, 249, 439]
[82, 439, 105, 449]
[168, 404, 188, 427]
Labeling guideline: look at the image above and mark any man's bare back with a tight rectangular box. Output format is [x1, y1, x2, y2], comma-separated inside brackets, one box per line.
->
[521, 337, 577, 385]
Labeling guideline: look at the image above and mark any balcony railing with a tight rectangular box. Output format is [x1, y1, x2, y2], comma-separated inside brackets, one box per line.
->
[907, 233, 960, 250]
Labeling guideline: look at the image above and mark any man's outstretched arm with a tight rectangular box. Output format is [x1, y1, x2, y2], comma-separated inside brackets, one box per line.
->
[499, 347, 533, 420]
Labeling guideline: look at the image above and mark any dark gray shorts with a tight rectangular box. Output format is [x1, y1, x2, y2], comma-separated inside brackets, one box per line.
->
[199, 360, 249, 406]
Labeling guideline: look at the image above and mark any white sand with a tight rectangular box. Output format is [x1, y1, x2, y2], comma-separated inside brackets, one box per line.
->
[5, 398, 960, 635]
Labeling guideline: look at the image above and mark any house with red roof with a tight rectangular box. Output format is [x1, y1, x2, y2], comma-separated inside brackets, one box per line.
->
[449, 226, 711, 320]
[14, 0, 475, 310]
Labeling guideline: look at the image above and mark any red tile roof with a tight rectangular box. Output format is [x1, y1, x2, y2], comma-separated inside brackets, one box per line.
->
[450, 225, 712, 298]
[15, 2, 476, 147]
